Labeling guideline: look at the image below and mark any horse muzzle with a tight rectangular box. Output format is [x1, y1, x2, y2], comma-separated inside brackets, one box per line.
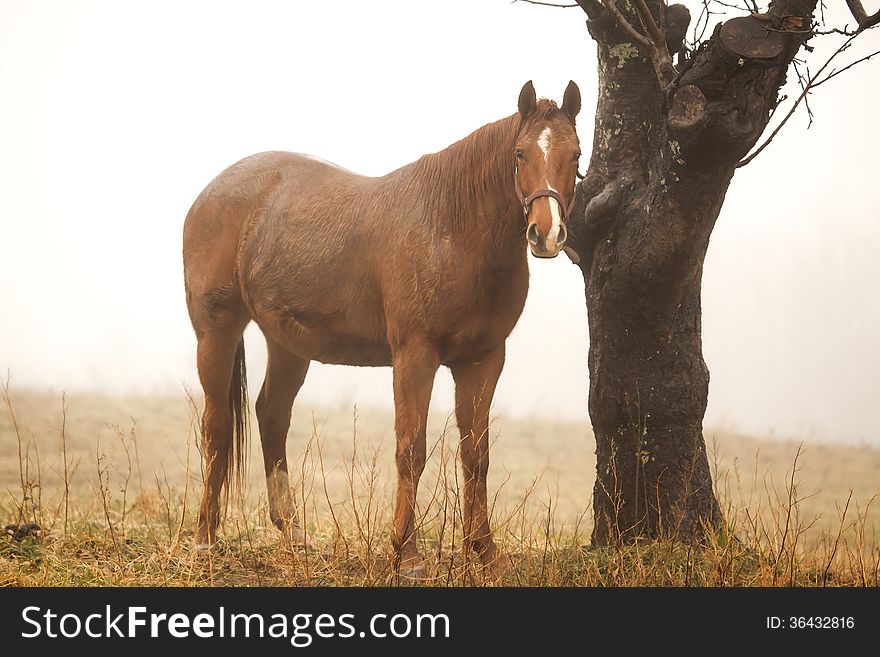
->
[519, 186, 571, 259]
[527, 220, 567, 258]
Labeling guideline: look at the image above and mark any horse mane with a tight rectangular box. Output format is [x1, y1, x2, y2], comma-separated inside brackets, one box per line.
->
[412, 99, 562, 234]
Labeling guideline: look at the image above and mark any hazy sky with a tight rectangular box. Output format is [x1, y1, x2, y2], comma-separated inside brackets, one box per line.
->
[1, 1, 877, 444]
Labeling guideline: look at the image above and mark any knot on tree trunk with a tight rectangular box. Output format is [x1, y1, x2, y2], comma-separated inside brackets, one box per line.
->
[669, 7, 815, 164]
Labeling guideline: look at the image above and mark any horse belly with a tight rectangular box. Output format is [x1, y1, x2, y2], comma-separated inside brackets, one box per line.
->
[250, 290, 392, 366]
[283, 323, 392, 366]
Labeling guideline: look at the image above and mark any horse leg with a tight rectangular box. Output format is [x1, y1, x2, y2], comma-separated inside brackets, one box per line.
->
[194, 323, 248, 549]
[255, 338, 310, 544]
[450, 344, 507, 574]
[390, 337, 439, 577]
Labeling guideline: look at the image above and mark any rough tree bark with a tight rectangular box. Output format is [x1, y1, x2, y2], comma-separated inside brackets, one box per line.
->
[563, 0, 820, 544]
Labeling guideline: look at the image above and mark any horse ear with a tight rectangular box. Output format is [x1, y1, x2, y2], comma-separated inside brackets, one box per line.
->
[518, 80, 537, 118]
[561, 80, 581, 120]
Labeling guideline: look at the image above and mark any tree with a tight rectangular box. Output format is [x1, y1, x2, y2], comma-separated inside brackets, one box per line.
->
[522, 0, 878, 544]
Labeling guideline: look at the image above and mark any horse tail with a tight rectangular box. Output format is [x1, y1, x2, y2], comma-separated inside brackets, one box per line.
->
[228, 337, 249, 492]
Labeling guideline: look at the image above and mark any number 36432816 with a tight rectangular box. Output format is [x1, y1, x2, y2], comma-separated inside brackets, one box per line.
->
[767, 617, 855, 629]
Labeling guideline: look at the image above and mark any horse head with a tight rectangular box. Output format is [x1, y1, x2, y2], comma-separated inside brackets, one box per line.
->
[514, 80, 581, 259]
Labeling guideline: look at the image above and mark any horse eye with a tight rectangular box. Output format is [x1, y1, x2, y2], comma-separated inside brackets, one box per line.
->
[515, 149, 525, 160]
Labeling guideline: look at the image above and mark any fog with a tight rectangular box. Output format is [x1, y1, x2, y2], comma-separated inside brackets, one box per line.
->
[1, 1, 877, 445]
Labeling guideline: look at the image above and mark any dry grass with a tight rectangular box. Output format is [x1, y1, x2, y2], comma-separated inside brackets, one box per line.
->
[1, 386, 878, 586]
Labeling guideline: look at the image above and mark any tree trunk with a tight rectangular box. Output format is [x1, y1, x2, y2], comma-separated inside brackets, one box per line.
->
[567, 0, 817, 544]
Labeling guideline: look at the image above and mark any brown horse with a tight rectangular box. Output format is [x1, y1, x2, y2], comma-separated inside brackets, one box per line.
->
[182, 80, 581, 576]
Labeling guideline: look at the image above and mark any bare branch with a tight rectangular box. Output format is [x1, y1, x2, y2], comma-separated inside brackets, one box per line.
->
[601, 0, 678, 86]
[737, 33, 861, 167]
[811, 47, 880, 87]
[515, 0, 602, 17]
[712, 0, 757, 11]
[638, 3, 679, 86]
[792, 60, 814, 127]
[513, 0, 579, 8]
[844, 0, 880, 31]
[600, 0, 653, 49]
[575, 0, 604, 17]
[633, 0, 666, 48]
[691, 0, 720, 47]
[813, 25, 860, 35]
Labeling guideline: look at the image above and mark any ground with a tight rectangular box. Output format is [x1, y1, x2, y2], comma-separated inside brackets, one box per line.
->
[2, 389, 878, 586]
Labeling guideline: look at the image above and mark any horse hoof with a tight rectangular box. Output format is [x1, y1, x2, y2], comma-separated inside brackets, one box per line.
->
[193, 531, 218, 553]
[288, 525, 311, 549]
[484, 551, 513, 581]
[398, 557, 427, 580]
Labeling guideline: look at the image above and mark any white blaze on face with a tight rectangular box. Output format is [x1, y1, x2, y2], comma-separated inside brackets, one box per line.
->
[537, 127, 552, 162]
[531, 127, 564, 251]
[545, 185, 563, 246]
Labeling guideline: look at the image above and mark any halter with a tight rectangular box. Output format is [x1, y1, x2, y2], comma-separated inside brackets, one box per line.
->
[513, 163, 575, 225]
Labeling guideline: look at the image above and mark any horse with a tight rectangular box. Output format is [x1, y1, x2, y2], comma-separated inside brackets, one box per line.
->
[182, 80, 581, 577]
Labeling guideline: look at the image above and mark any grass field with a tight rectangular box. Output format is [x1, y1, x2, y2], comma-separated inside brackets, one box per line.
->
[2, 387, 878, 586]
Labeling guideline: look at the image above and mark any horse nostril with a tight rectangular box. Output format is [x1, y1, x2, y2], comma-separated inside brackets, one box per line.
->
[556, 222, 568, 246]
[526, 222, 540, 246]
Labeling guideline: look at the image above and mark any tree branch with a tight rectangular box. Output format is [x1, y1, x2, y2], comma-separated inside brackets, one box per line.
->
[575, 0, 604, 18]
[844, 0, 880, 31]
[810, 46, 880, 88]
[600, 0, 653, 49]
[515, 0, 603, 18]
[737, 32, 863, 167]
[633, 0, 666, 48]
[600, 0, 678, 87]
[513, 0, 579, 8]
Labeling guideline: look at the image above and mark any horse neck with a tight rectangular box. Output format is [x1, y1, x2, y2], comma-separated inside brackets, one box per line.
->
[413, 113, 524, 252]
